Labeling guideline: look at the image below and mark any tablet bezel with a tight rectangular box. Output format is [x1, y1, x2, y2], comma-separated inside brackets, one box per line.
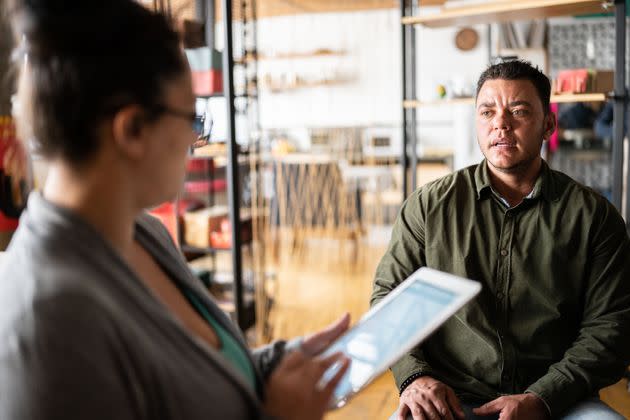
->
[325, 267, 481, 409]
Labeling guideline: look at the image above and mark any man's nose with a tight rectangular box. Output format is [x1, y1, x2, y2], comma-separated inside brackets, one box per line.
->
[493, 112, 511, 131]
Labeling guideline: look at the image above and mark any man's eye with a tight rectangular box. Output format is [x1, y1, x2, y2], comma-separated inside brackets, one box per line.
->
[512, 109, 527, 116]
[481, 111, 492, 117]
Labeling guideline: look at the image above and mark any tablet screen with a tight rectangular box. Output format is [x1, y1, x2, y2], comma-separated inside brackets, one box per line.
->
[322, 279, 457, 405]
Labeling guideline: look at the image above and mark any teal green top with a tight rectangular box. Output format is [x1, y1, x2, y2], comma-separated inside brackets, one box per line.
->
[184, 290, 257, 391]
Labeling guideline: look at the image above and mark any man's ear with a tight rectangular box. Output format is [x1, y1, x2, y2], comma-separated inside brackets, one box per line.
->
[542, 111, 557, 141]
[111, 105, 149, 160]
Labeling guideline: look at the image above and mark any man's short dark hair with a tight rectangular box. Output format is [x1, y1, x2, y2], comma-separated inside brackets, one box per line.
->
[475, 60, 551, 114]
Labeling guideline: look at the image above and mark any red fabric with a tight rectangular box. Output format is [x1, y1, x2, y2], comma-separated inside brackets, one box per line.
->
[556, 69, 589, 94]
[0, 212, 19, 231]
[186, 157, 214, 173]
[549, 103, 559, 153]
[184, 179, 227, 194]
[191, 70, 223, 96]
[0, 116, 19, 230]
[148, 202, 179, 245]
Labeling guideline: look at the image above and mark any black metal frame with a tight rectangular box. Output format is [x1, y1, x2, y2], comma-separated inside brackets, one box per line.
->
[403, 1, 630, 223]
[221, 0, 248, 330]
[612, 0, 629, 224]
[401, 0, 418, 199]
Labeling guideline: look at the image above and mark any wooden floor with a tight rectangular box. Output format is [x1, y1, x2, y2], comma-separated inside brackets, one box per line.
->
[265, 238, 630, 419]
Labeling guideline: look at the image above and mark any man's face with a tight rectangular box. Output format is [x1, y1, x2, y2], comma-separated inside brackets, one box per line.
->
[476, 78, 555, 174]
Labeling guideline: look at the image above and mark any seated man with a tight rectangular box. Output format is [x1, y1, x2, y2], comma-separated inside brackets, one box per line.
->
[372, 60, 630, 420]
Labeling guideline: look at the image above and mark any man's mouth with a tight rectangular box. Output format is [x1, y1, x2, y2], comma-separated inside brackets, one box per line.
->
[492, 139, 516, 148]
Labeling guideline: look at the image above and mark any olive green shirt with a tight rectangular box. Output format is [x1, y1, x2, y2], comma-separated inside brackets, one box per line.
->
[371, 160, 630, 417]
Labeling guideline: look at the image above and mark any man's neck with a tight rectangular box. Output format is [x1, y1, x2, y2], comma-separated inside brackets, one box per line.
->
[487, 158, 542, 208]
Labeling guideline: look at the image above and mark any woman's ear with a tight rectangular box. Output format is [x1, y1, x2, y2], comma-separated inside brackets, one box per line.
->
[111, 105, 149, 160]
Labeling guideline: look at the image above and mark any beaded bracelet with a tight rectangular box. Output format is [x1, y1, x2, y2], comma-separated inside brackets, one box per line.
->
[399, 371, 425, 396]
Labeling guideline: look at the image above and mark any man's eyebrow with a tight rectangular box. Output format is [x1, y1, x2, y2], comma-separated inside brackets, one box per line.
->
[477, 102, 495, 109]
[477, 100, 533, 110]
[508, 100, 532, 107]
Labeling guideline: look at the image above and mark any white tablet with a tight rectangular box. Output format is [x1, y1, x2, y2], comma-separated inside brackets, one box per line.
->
[320, 267, 481, 409]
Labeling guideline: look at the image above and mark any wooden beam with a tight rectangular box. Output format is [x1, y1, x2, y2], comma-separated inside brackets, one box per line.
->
[402, 0, 607, 28]
[170, 0, 400, 21]
[404, 93, 608, 108]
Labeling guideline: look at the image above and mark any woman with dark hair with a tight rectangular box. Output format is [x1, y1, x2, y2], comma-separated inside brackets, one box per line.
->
[0, 1, 349, 419]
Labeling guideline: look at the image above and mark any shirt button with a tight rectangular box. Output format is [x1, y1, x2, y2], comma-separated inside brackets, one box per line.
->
[502, 373, 511, 382]
[496, 291, 504, 300]
[500, 249, 508, 257]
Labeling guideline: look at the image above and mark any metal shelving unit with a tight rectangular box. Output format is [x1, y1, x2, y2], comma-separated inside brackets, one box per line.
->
[175, 0, 261, 332]
[402, 0, 630, 226]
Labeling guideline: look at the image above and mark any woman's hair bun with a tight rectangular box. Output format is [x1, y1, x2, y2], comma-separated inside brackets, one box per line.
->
[8, 0, 186, 163]
[9, 0, 158, 59]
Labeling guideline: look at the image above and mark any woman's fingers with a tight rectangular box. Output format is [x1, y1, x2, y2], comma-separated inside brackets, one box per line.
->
[319, 356, 350, 397]
[301, 313, 350, 356]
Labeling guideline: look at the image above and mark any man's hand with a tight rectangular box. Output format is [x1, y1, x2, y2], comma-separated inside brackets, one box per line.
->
[473, 393, 549, 420]
[398, 376, 465, 420]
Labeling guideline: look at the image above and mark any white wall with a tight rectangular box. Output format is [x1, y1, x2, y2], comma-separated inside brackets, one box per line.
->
[217, 9, 491, 168]
[254, 11, 400, 128]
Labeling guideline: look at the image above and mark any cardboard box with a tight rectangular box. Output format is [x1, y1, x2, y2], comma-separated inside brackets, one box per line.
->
[183, 206, 253, 248]
[592, 70, 614, 94]
[183, 206, 228, 248]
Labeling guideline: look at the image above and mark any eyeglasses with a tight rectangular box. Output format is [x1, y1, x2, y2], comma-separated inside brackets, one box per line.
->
[153, 104, 204, 136]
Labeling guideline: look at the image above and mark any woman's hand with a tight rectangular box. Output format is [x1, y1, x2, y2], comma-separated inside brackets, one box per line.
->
[263, 350, 350, 420]
[301, 313, 351, 356]
[263, 313, 352, 420]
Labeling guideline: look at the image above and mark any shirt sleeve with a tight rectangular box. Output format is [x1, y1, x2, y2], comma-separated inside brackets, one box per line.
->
[370, 189, 433, 390]
[252, 339, 296, 381]
[526, 198, 630, 417]
[0, 292, 141, 420]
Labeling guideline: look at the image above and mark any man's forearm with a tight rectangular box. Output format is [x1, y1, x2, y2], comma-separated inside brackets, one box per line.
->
[525, 331, 629, 418]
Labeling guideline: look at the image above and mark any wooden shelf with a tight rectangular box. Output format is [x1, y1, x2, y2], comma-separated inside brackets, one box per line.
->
[404, 92, 607, 108]
[261, 79, 349, 93]
[196, 93, 224, 99]
[236, 50, 345, 64]
[402, 0, 607, 28]
[403, 97, 474, 108]
[550, 92, 607, 103]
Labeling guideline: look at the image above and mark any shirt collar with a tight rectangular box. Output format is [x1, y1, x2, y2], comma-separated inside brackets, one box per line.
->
[474, 159, 558, 203]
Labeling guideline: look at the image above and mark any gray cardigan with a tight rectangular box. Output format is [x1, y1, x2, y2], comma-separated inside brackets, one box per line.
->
[0, 193, 285, 419]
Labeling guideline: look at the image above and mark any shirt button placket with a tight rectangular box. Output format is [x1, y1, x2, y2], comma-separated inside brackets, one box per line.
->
[497, 210, 515, 392]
